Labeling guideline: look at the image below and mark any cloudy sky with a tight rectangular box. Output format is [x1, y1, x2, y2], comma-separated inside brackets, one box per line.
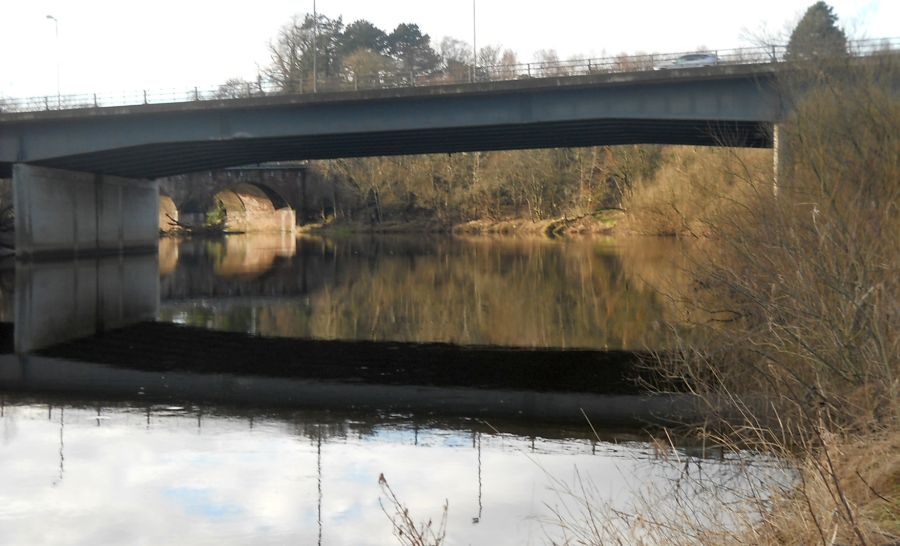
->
[1, 0, 896, 98]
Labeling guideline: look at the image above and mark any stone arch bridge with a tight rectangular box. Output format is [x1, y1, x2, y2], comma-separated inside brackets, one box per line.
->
[158, 165, 343, 232]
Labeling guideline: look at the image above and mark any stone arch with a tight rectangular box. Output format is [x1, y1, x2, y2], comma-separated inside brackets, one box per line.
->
[214, 183, 275, 215]
[211, 182, 295, 233]
[243, 182, 291, 211]
[176, 197, 215, 228]
[159, 191, 179, 232]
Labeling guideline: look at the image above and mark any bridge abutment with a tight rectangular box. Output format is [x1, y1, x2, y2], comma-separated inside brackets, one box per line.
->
[13, 164, 159, 259]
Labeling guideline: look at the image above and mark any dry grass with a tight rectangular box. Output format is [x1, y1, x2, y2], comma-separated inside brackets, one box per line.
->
[544, 425, 897, 545]
[618, 146, 771, 238]
[379, 473, 448, 546]
[549, 55, 899, 545]
[751, 431, 900, 545]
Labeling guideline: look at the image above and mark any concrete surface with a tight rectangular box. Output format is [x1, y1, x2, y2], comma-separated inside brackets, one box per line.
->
[13, 164, 158, 258]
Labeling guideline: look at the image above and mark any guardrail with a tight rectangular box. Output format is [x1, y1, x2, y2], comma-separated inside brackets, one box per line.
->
[1, 37, 897, 114]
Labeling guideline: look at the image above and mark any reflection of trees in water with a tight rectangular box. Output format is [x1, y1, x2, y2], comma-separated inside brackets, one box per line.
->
[257, 237, 682, 349]
[3, 397, 781, 546]
[162, 235, 690, 350]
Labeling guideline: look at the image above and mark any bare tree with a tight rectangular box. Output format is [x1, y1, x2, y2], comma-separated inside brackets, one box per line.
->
[263, 15, 314, 93]
[534, 49, 567, 77]
[343, 48, 394, 90]
[439, 37, 473, 82]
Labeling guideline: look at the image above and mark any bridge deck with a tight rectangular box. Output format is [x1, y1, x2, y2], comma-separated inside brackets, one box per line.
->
[0, 64, 780, 179]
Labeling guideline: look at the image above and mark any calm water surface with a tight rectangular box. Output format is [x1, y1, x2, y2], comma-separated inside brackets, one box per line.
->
[0, 396, 780, 546]
[158, 234, 688, 349]
[0, 235, 781, 545]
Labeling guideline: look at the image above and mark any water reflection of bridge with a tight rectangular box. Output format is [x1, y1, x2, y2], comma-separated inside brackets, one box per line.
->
[0, 349, 692, 427]
[160, 235, 333, 301]
[159, 234, 464, 302]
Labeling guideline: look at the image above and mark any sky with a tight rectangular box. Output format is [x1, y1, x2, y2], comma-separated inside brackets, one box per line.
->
[1, 0, 897, 99]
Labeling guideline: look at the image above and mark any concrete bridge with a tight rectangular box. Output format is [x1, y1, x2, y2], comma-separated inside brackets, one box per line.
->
[0, 63, 784, 259]
[0, 63, 793, 352]
[1, 64, 780, 180]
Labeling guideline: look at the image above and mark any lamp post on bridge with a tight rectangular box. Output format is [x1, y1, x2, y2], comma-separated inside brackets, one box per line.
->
[46, 14, 61, 109]
[470, 0, 477, 83]
[312, 0, 318, 93]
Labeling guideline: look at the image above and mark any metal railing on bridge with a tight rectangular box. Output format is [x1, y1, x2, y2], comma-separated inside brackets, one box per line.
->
[1, 37, 896, 114]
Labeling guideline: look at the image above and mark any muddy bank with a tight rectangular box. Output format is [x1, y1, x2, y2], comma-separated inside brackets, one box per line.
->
[35, 322, 675, 395]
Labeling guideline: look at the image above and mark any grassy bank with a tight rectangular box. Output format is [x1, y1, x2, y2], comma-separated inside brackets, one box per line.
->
[553, 55, 899, 545]
[301, 208, 623, 238]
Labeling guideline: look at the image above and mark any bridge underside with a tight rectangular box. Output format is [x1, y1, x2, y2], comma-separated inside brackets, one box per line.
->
[7, 118, 770, 179]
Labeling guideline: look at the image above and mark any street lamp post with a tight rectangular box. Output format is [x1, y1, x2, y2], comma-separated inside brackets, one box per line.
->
[46, 15, 60, 108]
[471, 0, 477, 83]
[312, 0, 318, 93]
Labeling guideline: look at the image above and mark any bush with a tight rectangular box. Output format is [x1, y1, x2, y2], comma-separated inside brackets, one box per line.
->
[553, 54, 899, 546]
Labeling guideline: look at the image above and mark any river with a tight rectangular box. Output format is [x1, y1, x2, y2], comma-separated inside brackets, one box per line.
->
[0, 234, 785, 545]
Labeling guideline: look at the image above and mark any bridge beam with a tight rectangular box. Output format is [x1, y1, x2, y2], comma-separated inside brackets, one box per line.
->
[13, 164, 159, 259]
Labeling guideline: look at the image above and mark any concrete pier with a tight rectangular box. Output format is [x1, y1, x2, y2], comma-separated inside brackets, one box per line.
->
[13, 164, 158, 259]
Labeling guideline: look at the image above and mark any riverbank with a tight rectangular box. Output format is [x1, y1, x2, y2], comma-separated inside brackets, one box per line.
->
[299, 209, 625, 239]
[453, 211, 621, 237]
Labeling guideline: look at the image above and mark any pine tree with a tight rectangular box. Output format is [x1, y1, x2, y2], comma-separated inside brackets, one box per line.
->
[785, 2, 848, 61]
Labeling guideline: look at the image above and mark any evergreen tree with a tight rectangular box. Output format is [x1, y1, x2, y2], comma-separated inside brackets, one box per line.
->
[311, 14, 346, 79]
[386, 24, 440, 81]
[785, 2, 848, 61]
[340, 20, 389, 56]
